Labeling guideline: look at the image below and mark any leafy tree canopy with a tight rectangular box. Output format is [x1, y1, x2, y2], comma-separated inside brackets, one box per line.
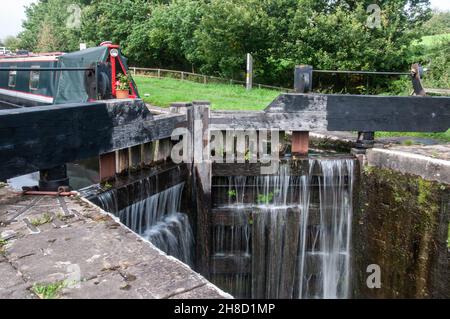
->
[422, 10, 450, 35]
[17, 0, 434, 87]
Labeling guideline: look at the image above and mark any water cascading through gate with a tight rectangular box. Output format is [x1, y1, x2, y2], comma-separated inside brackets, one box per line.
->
[211, 159, 355, 299]
[97, 183, 194, 266]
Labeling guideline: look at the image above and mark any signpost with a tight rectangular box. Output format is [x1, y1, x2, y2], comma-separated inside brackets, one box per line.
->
[246, 53, 253, 90]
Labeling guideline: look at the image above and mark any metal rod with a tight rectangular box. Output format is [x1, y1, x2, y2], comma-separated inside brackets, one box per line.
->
[0, 67, 94, 71]
[313, 69, 410, 76]
[22, 191, 77, 197]
[0, 100, 23, 109]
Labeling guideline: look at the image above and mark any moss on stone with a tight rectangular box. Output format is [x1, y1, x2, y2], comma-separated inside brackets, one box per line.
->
[355, 166, 449, 298]
[309, 137, 353, 153]
[448, 224, 450, 249]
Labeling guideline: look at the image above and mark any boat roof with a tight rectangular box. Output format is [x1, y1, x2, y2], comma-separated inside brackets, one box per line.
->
[0, 54, 63, 63]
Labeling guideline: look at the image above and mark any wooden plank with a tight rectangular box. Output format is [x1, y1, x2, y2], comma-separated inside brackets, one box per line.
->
[211, 209, 250, 226]
[210, 111, 327, 131]
[279, 209, 300, 298]
[117, 149, 129, 174]
[268, 93, 450, 132]
[211, 93, 450, 132]
[212, 158, 355, 177]
[211, 207, 323, 226]
[190, 103, 212, 277]
[252, 209, 266, 299]
[85, 163, 189, 212]
[0, 100, 185, 180]
[210, 255, 251, 274]
[425, 88, 450, 95]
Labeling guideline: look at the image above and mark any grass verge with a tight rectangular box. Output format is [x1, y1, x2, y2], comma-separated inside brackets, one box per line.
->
[134, 76, 279, 111]
[376, 130, 450, 143]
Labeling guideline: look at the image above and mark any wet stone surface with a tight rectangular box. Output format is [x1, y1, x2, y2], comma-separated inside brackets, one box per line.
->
[0, 187, 230, 299]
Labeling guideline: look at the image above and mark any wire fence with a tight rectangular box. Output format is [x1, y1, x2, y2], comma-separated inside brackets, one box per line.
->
[130, 66, 449, 95]
[130, 67, 295, 93]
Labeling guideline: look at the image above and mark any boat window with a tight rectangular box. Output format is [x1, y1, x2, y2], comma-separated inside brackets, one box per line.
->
[30, 67, 40, 90]
[8, 68, 17, 88]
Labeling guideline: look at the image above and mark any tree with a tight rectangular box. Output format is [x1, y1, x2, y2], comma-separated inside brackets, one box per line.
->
[17, 0, 435, 89]
[282, 0, 431, 85]
[36, 21, 60, 52]
[126, 0, 206, 70]
[3, 36, 21, 51]
[19, 0, 87, 52]
[194, 0, 273, 79]
[82, 0, 160, 49]
[422, 10, 450, 35]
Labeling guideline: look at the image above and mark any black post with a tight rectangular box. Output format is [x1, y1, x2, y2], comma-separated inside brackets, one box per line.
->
[411, 63, 426, 96]
[356, 132, 375, 151]
[294, 65, 313, 93]
[39, 165, 70, 191]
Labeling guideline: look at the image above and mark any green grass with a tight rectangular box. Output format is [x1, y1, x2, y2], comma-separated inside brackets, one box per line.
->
[0, 239, 7, 254]
[227, 189, 237, 199]
[419, 33, 450, 48]
[134, 76, 279, 110]
[30, 213, 53, 227]
[376, 130, 450, 143]
[32, 281, 66, 299]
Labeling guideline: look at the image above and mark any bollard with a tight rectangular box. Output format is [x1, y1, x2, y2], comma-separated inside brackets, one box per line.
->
[292, 131, 310, 156]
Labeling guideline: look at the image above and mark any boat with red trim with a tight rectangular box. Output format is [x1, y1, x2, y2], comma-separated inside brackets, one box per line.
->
[0, 42, 139, 109]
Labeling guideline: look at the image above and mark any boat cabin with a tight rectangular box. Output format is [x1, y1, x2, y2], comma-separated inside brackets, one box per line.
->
[0, 43, 139, 109]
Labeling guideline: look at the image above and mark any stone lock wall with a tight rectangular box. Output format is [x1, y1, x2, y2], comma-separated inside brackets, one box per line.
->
[354, 167, 449, 298]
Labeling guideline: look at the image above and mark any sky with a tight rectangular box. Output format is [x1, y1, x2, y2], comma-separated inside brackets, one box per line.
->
[0, 0, 449, 40]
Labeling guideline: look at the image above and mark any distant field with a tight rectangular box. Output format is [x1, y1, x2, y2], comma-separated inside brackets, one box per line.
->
[134, 76, 280, 111]
[376, 131, 450, 143]
[419, 33, 450, 47]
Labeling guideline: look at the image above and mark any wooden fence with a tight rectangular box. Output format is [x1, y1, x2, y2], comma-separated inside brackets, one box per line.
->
[130, 67, 294, 92]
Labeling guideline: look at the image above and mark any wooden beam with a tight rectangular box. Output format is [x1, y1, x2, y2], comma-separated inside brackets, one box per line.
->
[425, 88, 450, 96]
[210, 94, 450, 132]
[212, 157, 355, 176]
[117, 149, 129, 174]
[0, 100, 185, 180]
[210, 255, 251, 274]
[86, 163, 189, 212]
[189, 102, 212, 277]
[267, 93, 450, 132]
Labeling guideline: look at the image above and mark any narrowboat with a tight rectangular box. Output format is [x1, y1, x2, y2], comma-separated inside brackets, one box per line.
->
[0, 42, 139, 109]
